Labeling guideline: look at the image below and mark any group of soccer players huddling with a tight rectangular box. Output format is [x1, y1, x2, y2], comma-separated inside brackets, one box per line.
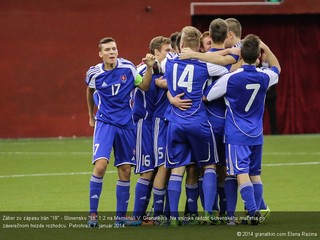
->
[85, 17, 280, 227]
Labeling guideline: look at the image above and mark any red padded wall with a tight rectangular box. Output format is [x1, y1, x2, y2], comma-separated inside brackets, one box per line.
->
[0, 0, 190, 138]
[0, 0, 318, 138]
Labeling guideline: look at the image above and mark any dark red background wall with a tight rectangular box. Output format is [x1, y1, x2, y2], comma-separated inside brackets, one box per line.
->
[0, 0, 319, 138]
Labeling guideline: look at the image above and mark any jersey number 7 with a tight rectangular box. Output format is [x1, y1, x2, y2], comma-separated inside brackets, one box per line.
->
[245, 83, 260, 112]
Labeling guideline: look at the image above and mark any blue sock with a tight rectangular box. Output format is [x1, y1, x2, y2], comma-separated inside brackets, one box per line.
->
[239, 182, 256, 216]
[202, 168, 217, 214]
[252, 181, 263, 210]
[213, 192, 219, 211]
[167, 174, 183, 219]
[89, 175, 103, 214]
[116, 180, 130, 218]
[225, 175, 238, 217]
[212, 174, 219, 212]
[133, 178, 150, 218]
[260, 198, 267, 210]
[144, 181, 153, 212]
[164, 189, 170, 219]
[186, 183, 199, 215]
[198, 177, 204, 210]
[153, 187, 166, 217]
[218, 182, 227, 214]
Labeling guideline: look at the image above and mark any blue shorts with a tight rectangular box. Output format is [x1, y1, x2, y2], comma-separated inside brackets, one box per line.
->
[165, 120, 216, 169]
[92, 121, 136, 167]
[135, 119, 155, 174]
[208, 115, 226, 166]
[153, 117, 167, 168]
[225, 144, 262, 176]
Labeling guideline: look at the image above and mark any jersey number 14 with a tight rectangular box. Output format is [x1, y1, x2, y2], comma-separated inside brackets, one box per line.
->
[173, 64, 194, 93]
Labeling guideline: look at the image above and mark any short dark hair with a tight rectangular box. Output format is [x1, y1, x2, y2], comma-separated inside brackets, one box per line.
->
[170, 32, 180, 50]
[176, 34, 182, 52]
[99, 37, 115, 50]
[209, 18, 228, 44]
[241, 34, 260, 64]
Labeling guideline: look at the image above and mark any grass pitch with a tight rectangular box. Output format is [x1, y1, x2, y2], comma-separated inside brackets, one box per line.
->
[0, 135, 319, 239]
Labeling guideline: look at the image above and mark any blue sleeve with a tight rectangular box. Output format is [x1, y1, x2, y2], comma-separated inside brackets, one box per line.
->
[270, 66, 280, 75]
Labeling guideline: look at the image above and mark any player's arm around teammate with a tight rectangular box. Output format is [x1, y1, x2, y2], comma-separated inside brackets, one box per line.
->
[206, 35, 280, 224]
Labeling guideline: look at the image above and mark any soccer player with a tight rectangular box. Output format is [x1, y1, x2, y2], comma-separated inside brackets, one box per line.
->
[85, 37, 155, 227]
[204, 18, 240, 221]
[170, 32, 181, 53]
[224, 18, 271, 222]
[178, 19, 240, 221]
[206, 34, 281, 224]
[150, 33, 190, 223]
[200, 31, 212, 53]
[223, 17, 243, 224]
[224, 18, 242, 49]
[162, 26, 229, 226]
[132, 36, 172, 221]
[150, 73, 171, 222]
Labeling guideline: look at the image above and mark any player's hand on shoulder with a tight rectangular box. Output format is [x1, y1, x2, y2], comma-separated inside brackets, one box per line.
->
[142, 53, 156, 67]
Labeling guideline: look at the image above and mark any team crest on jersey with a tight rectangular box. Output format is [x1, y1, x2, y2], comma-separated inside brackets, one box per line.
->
[120, 75, 127, 83]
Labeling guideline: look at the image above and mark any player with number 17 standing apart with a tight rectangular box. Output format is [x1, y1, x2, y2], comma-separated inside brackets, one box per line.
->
[85, 37, 155, 227]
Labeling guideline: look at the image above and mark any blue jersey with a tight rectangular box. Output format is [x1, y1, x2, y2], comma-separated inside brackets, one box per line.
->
[132, 64, 160, 122]
[162, 52, 228, 124]
[206, 65, 280, 145]
[205, 48, 239, 119]
[85, 58, 141, 129]
[153, 86, 169, 119]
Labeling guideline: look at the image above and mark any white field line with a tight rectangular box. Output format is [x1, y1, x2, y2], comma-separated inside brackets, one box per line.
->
[263, 162, 320, 167]
[0, 162, 319, 179]
[0, 171, 117, 179]
[264, 152, 320, 155]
